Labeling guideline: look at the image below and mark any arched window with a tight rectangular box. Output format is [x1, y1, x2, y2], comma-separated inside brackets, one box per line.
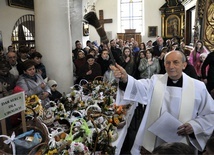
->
[11, 14, 35, 51]
[120, 0, 143, 32]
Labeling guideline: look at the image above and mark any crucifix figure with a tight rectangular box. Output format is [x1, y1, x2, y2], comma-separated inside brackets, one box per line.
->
[99, 10, 113, 28]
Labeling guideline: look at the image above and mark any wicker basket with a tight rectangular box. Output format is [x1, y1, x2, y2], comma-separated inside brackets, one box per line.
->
[28, 142, 48, 155]
[93, 76, 104, 82]
[0, 107, 49, 155]
[87, 112, 117, 154]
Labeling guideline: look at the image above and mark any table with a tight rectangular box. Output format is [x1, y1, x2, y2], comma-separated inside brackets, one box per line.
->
[66, 92, 137, 154]
[112, 102, 137, 155]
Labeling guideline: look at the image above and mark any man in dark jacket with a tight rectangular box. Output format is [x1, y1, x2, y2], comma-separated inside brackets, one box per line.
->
[201, 51, 214, 94]
[153, 37, 166, 58]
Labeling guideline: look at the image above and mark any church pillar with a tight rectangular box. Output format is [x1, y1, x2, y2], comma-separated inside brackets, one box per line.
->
[70, 0, 88, 47]
[34, 0, 73, 94]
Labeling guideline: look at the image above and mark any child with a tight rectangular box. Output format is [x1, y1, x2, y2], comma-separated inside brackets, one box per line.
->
[31, 51, 47, 79]
[47, 79, 62, 102]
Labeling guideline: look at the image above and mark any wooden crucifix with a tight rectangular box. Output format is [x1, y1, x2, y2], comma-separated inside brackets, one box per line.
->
[99, 10, 113, 28]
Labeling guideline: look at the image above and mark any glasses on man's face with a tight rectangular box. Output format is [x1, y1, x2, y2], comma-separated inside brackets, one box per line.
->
[51, 84, 57, 87]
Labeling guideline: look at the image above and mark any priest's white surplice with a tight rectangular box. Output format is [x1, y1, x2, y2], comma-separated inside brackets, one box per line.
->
[116, 73, 214, 154]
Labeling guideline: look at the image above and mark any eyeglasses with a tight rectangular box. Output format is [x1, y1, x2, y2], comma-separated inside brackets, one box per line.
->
[51, 84, 57, 87]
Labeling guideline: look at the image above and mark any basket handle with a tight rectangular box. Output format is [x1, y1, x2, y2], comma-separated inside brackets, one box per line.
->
[65, 118, 90, 142]
[94, 76, 104, 81]
[92, 128, 109, 154]
[70, 84, 83, 91]
[0, 134, 16, 155]
[79, 79, 88, 86]
[70, 110, 84, 118]
[39, 122, 51, 138]
[87, 112, 98, 133]
[26, 106, 37, 119]
[85, 104, 101, 115]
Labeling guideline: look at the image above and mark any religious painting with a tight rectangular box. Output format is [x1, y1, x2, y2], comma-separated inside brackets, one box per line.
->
[83, 23, 89, 36]
[148, 26, 157, 37]
[165, 15, 180, 37]
[8, 0, 34, 10]
[0, 31, 3, 51]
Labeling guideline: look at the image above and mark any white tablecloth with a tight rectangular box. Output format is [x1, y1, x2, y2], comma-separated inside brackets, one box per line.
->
[112, 103, 137, 155]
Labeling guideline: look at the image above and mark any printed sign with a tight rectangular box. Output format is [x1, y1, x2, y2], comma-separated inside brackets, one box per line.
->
[0, 92, 26, 120]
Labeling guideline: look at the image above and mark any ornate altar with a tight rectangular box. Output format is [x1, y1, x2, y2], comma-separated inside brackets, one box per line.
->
[117, 29, 141, 44]
[159, 0, 185, 40]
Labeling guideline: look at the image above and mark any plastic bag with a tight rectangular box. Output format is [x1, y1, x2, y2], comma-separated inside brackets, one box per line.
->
[14, 129, 42, 149]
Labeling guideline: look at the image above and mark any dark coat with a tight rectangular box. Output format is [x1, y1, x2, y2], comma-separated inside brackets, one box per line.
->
[110, 47, 122, 65]
[77, 62, 102, 82]
[0, 73, 16, 92]
[74, 57, 86, 74]
[152, 43, 166, 57]
[96, 55, 111, 75]
[49, 90, 62, 102]
[183, 64, 198, 80]
[201, 52, 214, 92]
[35, 63, 47, 79]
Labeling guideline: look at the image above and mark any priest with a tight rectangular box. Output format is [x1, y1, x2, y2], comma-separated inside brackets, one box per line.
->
[111, 50, 214, 154]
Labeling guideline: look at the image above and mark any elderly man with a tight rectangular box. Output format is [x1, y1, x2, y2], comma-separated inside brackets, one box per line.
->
[6, 51, 19, 79]
[152, 36, 166, 58]
[111, 50, 214, 154]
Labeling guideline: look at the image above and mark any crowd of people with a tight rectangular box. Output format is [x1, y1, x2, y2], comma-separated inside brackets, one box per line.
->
[72, 36, 214, 154]
[0, 35, 214, 154]
[0, 45, 62, 99]
[0, 45, 62, 130]
[72, 37, 214, 98]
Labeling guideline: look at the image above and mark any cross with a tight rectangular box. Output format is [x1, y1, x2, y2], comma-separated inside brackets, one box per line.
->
[99, 10, 113, 28]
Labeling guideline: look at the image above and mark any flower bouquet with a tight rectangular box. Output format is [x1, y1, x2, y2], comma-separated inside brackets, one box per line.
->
[25, 95, 43, 116]
[68, 142, 90, 155]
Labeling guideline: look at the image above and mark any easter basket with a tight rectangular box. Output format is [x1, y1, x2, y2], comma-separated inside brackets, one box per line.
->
[66, 118, 91, 143]
[86, 112, 117, 154]
[0, 107, 49, 155]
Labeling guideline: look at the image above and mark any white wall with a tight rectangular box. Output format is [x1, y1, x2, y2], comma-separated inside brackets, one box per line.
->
[0, 1, 34, 51]
[88, 0, 165, 44]
[144, 0, 165, 42]
[87, 0, 117, 45]
[0, 0, 166, 48]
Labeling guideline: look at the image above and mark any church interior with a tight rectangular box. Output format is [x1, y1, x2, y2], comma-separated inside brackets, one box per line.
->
[0, 0, 214, 154]
[0, 0, 214, 92]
